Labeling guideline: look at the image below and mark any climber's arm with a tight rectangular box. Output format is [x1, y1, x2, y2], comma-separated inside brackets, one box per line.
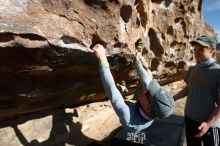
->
[134, 54, 152, 91]
[133, 39, 152, 91]
[93, 44, 131, 126]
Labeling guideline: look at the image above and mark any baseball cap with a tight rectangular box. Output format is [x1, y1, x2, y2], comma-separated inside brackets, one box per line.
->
[190, 35, 216, 48]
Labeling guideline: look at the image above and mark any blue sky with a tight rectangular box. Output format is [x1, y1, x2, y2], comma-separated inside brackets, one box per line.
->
[203, 0, 220, 42]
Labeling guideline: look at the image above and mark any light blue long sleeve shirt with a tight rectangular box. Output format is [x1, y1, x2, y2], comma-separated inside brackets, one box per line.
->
[99, 59, 154, 132]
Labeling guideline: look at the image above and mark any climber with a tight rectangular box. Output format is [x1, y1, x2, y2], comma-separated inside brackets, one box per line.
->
[92, 39, 175, 132]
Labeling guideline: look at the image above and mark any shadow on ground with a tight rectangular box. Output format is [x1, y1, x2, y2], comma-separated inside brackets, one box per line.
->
[0, 108, 121, 146]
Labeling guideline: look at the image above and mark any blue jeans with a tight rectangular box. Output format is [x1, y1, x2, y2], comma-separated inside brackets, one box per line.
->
[99, 60, 154, 132]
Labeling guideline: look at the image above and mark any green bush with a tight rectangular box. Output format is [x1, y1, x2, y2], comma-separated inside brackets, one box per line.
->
[217, 51, 220, 63]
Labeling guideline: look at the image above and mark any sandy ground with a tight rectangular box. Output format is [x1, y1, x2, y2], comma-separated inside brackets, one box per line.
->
[164, 81, 187, 146]
[174, 98, 187, 146]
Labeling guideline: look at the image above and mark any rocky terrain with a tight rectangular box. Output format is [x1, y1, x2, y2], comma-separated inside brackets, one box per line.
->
[0, 0, 216, 119]
[0, 0, 217, 145]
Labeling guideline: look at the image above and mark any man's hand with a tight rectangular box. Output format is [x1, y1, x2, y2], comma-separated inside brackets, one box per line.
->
[194, 122, 211, 137]
[92, 44, 107, 64]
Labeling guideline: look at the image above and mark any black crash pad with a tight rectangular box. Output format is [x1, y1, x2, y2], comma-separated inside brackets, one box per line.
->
[112, 115, 185, 146]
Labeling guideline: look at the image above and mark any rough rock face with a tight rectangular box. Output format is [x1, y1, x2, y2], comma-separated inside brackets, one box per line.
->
[0, 0, 216, 119]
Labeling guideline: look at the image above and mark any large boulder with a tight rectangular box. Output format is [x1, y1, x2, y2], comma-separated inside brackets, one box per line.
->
[0, 0, 216, 119]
